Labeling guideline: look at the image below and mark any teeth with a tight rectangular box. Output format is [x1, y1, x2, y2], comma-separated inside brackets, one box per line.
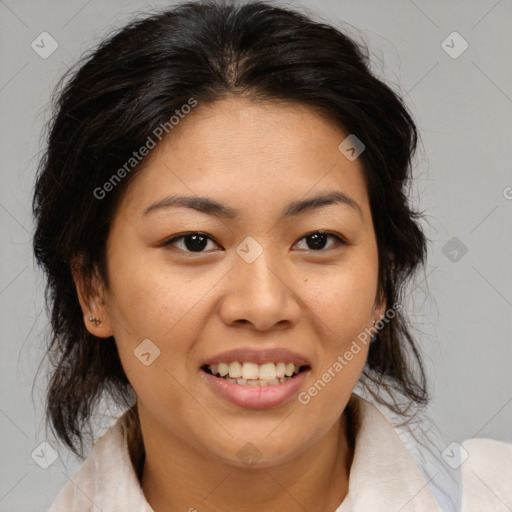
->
[228, 361, 242, 378]
[234, 377, 288, 386]
[242, 362, 259, 380]
[259, 363, 277, 380]
[205, 361, 307, 386]
[275, 362, 286, 378]
[218, 363, 229, 377]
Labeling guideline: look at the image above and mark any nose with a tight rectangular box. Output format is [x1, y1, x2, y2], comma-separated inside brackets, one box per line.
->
[217, 250, 301, 332]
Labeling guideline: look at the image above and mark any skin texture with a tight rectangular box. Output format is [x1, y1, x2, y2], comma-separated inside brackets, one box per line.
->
[75, 97, 386, 512]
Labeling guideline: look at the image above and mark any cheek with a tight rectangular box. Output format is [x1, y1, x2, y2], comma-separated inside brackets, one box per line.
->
[304, 258, 379, 343]
[294, 347, 367, 444]
[104, 258, 205, 403]
[104, 239, 206, 340]
[103, 242, 231, 384]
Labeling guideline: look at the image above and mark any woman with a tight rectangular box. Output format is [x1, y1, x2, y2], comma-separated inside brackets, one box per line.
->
[33, 1, 511, 511]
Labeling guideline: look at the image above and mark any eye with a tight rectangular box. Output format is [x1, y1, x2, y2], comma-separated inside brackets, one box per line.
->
[162, 230, 345, 254]
[294, 231, 346, 251]
[162, 232, 221, 253]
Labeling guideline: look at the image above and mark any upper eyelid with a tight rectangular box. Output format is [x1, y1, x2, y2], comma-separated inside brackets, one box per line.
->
[164, 232, 221, 249]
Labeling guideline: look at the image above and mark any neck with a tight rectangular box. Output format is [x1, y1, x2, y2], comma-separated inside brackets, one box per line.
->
[138, 406, 354, 512]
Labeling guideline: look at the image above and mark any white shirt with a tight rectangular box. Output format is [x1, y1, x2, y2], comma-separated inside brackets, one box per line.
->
[47, 394, 512, 511]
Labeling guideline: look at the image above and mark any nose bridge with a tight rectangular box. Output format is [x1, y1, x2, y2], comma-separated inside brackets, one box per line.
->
[239, 245, 283, 293]
[218, 240, 300, 330]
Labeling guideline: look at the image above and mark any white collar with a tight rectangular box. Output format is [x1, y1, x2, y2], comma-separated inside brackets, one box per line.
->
[336, 395, 443, 511]
[49, 394, 445, 511]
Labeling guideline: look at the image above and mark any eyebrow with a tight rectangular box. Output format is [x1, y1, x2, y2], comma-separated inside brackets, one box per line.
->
[142, 191, 363, 222]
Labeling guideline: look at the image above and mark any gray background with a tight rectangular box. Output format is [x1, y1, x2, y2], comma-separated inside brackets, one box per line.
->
[1, 0, 511, 510]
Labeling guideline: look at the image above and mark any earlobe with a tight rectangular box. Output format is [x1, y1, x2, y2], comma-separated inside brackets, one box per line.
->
[370, 296, 387, 343]
[86, 312, 113, 338]
[376, 301, 387, 323]
[373, 286, 387, 322]
[71, 256, 113, 338]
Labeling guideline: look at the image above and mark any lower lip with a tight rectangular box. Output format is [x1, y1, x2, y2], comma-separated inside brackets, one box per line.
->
[200, 369, 310, 409]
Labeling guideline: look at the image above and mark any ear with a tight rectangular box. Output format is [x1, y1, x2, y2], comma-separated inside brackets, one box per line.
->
[372, 250, 396, 322]
[71, 255, 113, 338]
[372, 287, 387, 324]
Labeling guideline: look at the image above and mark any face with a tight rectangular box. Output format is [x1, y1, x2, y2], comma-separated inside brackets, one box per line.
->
[80, 97, 385, 469]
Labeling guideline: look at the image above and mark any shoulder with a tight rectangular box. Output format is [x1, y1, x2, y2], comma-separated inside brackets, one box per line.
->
[460, 438, 512, 512]
[47, 406, 151, 512]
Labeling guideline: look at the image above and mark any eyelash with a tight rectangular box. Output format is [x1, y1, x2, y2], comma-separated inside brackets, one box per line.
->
[162, 230, 347, 254]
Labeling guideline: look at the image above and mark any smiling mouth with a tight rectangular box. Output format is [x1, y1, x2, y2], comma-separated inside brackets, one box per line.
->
[201, 362, 311, 387]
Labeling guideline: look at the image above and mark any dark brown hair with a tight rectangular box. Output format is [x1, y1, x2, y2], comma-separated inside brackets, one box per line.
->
[33, 0, 428, 458]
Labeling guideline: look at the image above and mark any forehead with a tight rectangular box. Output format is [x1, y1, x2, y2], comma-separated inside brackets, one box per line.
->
[119, 97, 370, 219]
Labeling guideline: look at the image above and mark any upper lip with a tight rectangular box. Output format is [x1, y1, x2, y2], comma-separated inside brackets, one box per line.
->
[201, 347, 311, 367]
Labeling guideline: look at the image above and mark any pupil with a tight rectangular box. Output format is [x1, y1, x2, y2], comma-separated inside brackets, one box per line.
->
[308, 233, 327, 250]
[185, 234, 207, 252]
